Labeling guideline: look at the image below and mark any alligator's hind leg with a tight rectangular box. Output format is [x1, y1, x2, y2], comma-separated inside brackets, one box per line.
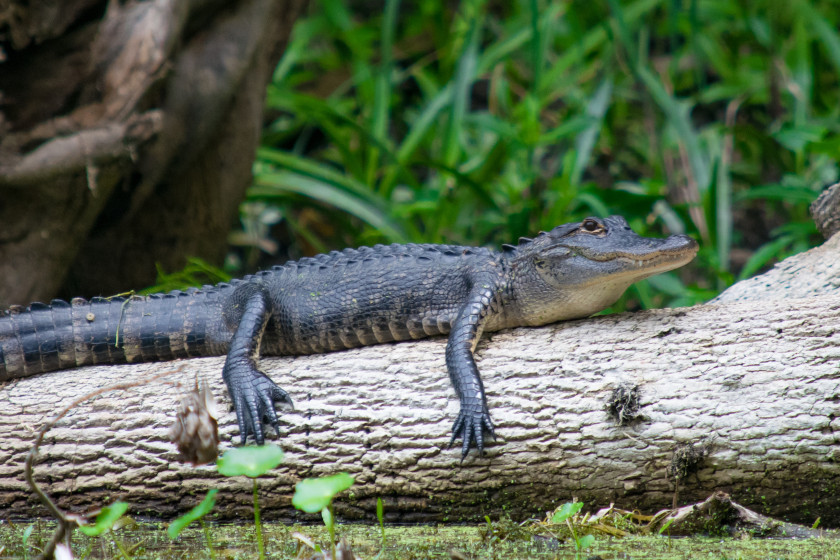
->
[222, 284, 293, 444]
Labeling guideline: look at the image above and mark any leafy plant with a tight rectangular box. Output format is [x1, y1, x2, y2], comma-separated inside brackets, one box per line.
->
[168, 489, 219, 559]
[292, 472, 355, 559]
[237, 0, 840, 310]
[140, 258, 232, 295]
[78, 502, 129, 537]
[217, 445, 285, 560]
[74, 502, 136, 560]
[551, 501, 595, 552]
[658, 517, 674, 535]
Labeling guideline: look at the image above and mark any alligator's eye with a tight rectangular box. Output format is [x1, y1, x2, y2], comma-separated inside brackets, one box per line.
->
[581, 219, 603, 233]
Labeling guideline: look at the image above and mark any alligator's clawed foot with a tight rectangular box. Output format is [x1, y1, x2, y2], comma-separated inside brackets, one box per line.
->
[226, 364, 292, 446]
[449, 405, 495, 459]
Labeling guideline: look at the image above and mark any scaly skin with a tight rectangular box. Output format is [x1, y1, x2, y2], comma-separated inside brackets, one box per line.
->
[0, 216, 698, 457]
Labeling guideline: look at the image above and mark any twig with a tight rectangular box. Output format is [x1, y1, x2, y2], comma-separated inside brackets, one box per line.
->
[27, 365, 187, 560]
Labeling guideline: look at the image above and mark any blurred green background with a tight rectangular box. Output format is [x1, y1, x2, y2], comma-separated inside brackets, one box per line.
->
[165, 0, 840, 312]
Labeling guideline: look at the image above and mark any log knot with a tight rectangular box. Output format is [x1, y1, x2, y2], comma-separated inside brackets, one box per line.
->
[606, 382, 642, 426]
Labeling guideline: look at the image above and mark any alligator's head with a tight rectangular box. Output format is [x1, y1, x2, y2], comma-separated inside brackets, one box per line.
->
[506, 215, 698, 326]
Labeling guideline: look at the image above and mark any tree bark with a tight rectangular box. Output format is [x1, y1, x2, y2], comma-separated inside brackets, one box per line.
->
[0, 0, 307, 307]
[1, 236, 840, 525]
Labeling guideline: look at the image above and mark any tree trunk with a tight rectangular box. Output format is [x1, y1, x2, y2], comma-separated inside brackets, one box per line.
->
[0, 0, 307, 307]
[1, 236, 840, 525]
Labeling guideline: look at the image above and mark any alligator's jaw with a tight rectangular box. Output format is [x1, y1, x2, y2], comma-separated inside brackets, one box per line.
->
[602, 236, 699, 282]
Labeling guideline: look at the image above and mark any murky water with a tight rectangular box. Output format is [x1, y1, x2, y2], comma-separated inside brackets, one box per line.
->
[2, 520, 840, 559]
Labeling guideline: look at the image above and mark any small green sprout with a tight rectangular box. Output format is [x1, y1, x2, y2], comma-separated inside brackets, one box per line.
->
[377, 497, 386, 548]
[168, 489, 218, 559]
[21, 524, 34, 560]
[551, 501, 594, 552]
[551, 501, 583, 524]
[292, 472, 355, 559]
[658, 517, 675, 535]
[79, 502, 129, 537]
[216, 445, 285, 477]
[217, 445, 285, 560]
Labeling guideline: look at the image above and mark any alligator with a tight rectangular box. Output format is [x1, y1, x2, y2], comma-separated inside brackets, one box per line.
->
[0, 216, 698, 457]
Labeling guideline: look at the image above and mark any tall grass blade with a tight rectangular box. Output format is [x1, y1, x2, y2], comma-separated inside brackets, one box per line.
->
[530, 0, 542, 94]
[738, 235, 795, 281]
[642, 68, 708, 189]
[607, 0, 709, 193]
[571, 76, 613, 186]
[545, 0, 663, 87]
[803, 4, 840, 74]
[272, 18, 323, 85]
[367, 0, 401, 187]
[444, 12, 482, 168]
[253, 170, 408, 242]
[259, 147, 388, 203]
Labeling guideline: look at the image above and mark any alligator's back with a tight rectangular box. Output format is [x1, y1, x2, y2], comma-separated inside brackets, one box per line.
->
[256, 243, 500, 355]
[0, 287, 234, 381]
[0, 242, 502, 381]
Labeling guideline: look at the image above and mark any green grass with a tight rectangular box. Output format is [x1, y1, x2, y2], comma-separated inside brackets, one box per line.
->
[233, 0, 839, 310]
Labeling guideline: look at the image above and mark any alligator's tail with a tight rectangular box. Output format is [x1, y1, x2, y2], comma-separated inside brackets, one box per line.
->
[0, 288, 234, 381]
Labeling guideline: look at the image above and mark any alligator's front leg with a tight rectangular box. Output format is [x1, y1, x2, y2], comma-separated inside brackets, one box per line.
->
[446, 285, 497, 458]
[222, 285, 293, 444]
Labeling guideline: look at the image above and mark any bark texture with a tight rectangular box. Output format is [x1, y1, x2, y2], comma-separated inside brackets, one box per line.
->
[0, 0, 307, 306]
[1, 238, 839, 524]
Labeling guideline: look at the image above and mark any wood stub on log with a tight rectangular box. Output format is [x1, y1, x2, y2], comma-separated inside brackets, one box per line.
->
[0, 0, 308, 306]
[2, 242, 840, 524]
[812, 182, 840, 240]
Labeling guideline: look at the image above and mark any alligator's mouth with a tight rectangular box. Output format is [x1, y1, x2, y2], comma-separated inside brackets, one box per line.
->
[611, 251, 696, 275]
[575, 235, 699, 272]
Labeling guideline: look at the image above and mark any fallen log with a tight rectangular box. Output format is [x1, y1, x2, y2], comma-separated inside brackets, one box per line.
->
[1, 236, 839, 525]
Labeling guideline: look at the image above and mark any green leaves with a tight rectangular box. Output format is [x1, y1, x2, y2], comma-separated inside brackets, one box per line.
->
[292, 472, 355, 514]
[377, 496, 385, 526]
[215, 446, 283, 560]
[79, 502, 129, 537]
[243, 0, 840, 310]
[292, 472, 356, 560]
[216, 445, 285, 478]
[577, 534, 596, 550]
[168, 490, 218, 539]
[551, 501, 594, 552]
[254, 148, 410, 244]
[551, 501, 583, 524]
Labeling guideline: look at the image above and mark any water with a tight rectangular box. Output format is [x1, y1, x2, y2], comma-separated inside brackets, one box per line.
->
[2, 520, 839, 559]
